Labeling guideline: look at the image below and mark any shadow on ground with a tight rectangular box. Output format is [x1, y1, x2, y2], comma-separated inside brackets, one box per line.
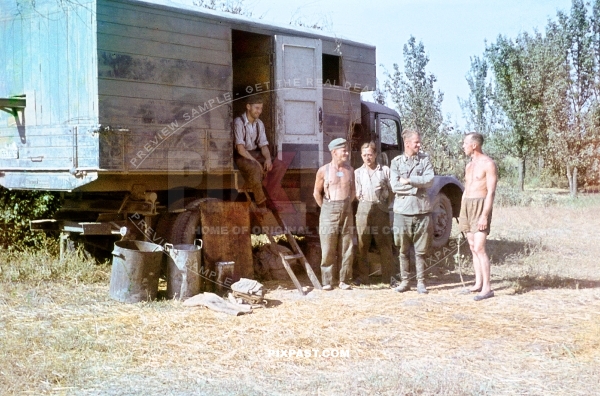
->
[486, 238, 544, 265]
[507, 275, 600, 294]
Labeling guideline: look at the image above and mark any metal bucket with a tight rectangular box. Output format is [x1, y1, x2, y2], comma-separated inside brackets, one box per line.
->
[109, 240, 164, 303]
[165, 239, 203, 300]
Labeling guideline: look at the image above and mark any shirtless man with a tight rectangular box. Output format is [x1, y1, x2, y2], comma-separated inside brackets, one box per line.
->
[313, 138, 355, 290]
[460, 132, 497, 301]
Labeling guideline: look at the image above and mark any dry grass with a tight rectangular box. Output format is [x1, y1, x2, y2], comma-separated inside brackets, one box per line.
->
[1, 194, 599, 395]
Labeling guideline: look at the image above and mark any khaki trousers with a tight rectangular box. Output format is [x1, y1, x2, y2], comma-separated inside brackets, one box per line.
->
[319, 199, 354, 286]
[355, 202, 394, 284]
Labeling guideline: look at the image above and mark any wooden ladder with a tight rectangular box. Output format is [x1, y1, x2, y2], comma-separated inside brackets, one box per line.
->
[243, 192, 322, 295]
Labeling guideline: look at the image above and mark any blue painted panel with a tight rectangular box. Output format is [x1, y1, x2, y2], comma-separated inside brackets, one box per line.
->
[0, 0, 99, 178]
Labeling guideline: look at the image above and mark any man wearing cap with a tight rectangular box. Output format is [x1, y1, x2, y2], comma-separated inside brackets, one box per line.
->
[354, 141, 395, 286]
[390, 130, 434, 294]
[234, 96, 287, 209]
[313, 138, 355, 290]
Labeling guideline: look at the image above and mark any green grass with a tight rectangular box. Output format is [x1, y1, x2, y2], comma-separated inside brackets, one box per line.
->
[0, 237, 110, 283]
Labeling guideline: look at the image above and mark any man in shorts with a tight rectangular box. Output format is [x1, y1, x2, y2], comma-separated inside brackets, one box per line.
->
[460, 132, 498, 301]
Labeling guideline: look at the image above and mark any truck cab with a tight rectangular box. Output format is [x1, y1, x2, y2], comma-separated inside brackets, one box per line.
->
[352, 101, 463, 248]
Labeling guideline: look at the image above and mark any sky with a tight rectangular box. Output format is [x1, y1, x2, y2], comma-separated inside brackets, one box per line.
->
[244, 0, 574, 127]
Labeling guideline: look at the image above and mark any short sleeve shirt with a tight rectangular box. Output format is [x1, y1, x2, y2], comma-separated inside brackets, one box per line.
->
[233, 112, 269, 151]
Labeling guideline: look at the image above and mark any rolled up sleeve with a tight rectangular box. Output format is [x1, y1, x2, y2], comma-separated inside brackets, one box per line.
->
[234, 118, 246, 147]
[257, 121, 269, 148]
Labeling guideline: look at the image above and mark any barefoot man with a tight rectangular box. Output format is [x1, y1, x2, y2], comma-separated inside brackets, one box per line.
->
[313, 138, 355, 290]
[460, 132, 497, 301]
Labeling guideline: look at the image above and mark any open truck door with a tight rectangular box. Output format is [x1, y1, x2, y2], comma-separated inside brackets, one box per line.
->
[273, 35, 323, 169]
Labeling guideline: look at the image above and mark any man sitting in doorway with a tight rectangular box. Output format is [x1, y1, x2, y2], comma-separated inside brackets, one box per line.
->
[233, 96, 287, 209]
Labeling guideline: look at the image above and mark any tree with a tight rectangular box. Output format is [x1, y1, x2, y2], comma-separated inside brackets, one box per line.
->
[383, 37, 450, 173]
[372, 77, 387, 105]
[486, 32, 551, 191]
[459, 56, 501, 136]
[544, 0, 598, 197]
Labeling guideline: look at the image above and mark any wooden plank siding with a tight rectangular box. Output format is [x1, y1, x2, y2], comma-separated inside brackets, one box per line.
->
[321, 88, 361, 164]
[97, 0, 233, 172]
[1, 0, 379, 192]
[0, 0, 99, 173]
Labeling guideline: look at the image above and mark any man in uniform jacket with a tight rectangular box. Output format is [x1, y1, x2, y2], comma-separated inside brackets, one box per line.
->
[390, 130, 434, 294]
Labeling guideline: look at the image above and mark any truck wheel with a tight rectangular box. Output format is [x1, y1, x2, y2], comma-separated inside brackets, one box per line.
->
[431, 192, 452, 248]
[170, 198, 219, 244]
[155, 213, 178, 244]
[171, 210, 200, 244]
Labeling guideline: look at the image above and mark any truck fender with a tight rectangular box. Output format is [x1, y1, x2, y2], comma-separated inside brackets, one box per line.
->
[427, 175, 464, 248]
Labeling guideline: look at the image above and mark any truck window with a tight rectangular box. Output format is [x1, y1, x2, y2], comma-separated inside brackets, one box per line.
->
[379, 118, 399, 151]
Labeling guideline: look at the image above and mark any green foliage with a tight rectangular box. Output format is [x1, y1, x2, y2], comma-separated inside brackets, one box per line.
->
[384, 36, 444, 144]
[486, 31, 552, 190]
[494, 184, 534, 207]
[0, 237, 110, 283]
[470, 0, 600, 194]
[0, 188, 62, 251]
[459, 56, 501, 135]
[543, 0, 599, 197]
[383, 37, 466, 176]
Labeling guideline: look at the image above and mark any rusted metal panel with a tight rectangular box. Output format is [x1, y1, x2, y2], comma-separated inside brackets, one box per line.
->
[199, 200, 253, 283]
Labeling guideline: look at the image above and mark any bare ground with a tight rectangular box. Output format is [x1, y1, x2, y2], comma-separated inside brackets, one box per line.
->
[1, 196, 599, 395]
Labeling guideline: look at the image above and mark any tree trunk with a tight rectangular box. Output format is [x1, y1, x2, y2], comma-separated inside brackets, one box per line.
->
[571, 166, 578, 198]
[566, 164, 578, 198]
[518, 157, 526, 191]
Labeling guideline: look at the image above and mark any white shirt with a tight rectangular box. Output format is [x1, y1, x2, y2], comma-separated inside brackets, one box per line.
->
[355, 164, 391, 203]
[233, 112, 269, 151]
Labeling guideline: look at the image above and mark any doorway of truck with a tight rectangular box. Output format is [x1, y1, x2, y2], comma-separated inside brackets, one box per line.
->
[232, 30, 274, 148]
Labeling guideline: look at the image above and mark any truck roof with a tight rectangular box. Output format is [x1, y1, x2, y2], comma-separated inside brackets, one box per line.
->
[362, 101, 401, 118]
[129, 0, 376, 49]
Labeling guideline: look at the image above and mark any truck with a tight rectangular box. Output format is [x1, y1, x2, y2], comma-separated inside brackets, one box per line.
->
[0, 0, 463, 266]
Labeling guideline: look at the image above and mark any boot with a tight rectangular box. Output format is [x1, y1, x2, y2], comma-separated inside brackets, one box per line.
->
[416, 256, 428, 294]
[394, 280, 410, 293]
[394, 255, 411, 293]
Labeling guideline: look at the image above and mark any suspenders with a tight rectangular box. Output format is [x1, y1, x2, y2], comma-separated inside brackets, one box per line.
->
[323, 163, 352, 202]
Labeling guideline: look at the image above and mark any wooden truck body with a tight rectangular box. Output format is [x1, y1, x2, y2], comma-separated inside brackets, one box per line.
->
[0, 0, 462, 250]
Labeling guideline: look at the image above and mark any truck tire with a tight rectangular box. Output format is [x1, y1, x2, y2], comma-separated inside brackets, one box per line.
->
[431, 192, 452, 249]
[170, 198, 219, 244]
[155, 213, 178, 244]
